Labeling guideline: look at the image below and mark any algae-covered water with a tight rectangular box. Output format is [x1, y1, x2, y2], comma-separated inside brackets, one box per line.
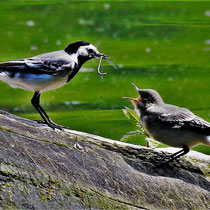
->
[0, 1, 209, 154]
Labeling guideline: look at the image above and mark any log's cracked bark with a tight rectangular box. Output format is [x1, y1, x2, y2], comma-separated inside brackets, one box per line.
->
[0, 110, 209, 209]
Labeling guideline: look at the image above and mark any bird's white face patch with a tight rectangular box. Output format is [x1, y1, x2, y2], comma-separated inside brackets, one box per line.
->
[77, 44, 99, 57]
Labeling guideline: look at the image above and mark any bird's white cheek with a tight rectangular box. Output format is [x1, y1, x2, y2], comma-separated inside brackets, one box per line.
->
[78, 48, 88, 57]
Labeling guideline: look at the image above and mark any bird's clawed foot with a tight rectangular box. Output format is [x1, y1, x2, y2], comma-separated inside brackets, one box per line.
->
[35, 120, 45, 124]
[35, 119, 68, 131]
[158, 156, 182, 167]
[158, 147, 189, 166]
[47, 121, 69, 131]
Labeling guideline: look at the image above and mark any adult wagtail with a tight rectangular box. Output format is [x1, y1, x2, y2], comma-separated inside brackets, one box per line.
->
[0, 41, 107, 130]
[123, 83, 210, 163]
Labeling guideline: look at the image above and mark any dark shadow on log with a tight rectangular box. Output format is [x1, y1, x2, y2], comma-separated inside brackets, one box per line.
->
[0, 110, 209, 209]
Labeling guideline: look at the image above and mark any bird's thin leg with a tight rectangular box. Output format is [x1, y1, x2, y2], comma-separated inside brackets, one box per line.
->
[31, 92, 68, 130]
[40, 108, 69, 130]
[35, 95, 53, 123]
[164, 145, 189, 164]
[168, 149, 184, 158]
[31, 92, 48, 124]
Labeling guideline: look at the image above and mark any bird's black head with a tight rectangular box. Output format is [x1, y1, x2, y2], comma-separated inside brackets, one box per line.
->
[65, 41, 90, 54]
[138, 89, 164, 106]
[123, 83, 164, 114]
[64, 41, 106, 64]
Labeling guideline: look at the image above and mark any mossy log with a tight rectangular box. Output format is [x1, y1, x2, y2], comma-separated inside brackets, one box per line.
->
[0, 110, 209, 209]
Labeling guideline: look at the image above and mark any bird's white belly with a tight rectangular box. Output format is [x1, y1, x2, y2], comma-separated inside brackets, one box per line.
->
[0, 72, 69, 92]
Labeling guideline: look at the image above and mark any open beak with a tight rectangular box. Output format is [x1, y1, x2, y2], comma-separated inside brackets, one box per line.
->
[122, 83, 142, 102]
[122, 95, 142, 102]
[131, 83, 140, 92]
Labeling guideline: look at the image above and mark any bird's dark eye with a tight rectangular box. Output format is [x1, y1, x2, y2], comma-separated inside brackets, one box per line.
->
[88, 49, 94, 53]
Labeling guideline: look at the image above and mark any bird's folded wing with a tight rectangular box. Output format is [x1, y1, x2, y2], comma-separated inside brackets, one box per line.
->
[0, 59, 70, 75]
[149, 105, 210, 134]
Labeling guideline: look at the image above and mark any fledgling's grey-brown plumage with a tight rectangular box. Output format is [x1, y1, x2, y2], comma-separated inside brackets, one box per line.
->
[0, 41, 106, 130]
[124, 83, 210, 163]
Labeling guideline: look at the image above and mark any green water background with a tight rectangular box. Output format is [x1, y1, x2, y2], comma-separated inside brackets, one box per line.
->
[0, 0, 209, 154]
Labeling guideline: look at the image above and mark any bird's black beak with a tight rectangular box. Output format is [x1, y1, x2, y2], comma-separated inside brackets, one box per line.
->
[97, 53, 107, 59]
[91, 52, 107, 59]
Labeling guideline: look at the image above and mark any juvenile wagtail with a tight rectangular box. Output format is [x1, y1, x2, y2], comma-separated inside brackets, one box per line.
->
[0, 41, 107, 130]
[123, 83, 210, 163]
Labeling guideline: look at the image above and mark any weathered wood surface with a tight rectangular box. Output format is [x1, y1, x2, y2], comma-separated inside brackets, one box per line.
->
[0, 110, 209, 209]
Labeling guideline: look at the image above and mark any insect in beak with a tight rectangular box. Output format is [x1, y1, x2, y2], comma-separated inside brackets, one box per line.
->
[97, 56, 107, 76]
[96, 53, 118, 76]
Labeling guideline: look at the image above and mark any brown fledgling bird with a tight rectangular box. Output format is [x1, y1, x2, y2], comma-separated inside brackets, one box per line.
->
[123, 83, 210, 163]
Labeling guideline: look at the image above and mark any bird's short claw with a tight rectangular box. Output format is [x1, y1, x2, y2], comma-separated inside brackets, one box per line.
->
[35, 120, 68, 131]
[48, 121, 69, 131]
[162, 157, 181, 165]
[35, 120, 45, 124]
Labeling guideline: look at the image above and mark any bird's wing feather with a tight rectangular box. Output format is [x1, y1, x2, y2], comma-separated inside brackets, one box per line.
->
[148, 104, 210, 135]
[0, 56, 74, 75]
[0, 59, 60, 74]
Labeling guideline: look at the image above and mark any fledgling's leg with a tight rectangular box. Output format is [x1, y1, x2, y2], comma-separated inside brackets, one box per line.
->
[164, 145, 189, 164]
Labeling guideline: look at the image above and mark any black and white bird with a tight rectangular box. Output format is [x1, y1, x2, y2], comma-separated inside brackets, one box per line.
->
[0, 41, 107, 130]
[123, 83, 210, 163]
